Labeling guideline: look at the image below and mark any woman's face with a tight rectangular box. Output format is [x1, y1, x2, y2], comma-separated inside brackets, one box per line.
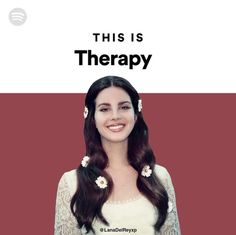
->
[94, 86, 136, 145]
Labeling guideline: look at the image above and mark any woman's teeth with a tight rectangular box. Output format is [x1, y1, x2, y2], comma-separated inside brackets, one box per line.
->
[108, 124, 124, 131]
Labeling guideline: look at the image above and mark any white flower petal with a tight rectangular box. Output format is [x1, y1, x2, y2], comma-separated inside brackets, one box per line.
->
[138, 99, 143, 112]
[81, 156, 90, 167]
[141, 165, 152, 177]
[83, 107, 88, 119]
[95, 176, 108, 189]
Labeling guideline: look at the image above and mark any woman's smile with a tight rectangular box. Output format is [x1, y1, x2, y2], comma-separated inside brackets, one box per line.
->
[107, 123, 126, 132]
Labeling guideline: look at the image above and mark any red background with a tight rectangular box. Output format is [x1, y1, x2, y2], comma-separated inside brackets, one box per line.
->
[0, 94, 236, 234]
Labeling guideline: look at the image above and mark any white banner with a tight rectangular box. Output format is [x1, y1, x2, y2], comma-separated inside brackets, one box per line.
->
[1, 0, 236, 93]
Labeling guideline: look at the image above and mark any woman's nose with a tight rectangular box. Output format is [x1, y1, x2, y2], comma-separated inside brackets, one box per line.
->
[110, 109, 121, 120]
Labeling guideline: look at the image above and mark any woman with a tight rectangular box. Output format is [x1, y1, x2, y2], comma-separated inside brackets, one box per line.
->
[54, 76, 181, 234]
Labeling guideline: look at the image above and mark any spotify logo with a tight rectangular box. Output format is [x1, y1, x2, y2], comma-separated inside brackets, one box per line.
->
[9, 8, 27, 26]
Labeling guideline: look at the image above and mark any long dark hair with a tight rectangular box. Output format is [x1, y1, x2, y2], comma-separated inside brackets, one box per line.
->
[70, 76, 168, 233]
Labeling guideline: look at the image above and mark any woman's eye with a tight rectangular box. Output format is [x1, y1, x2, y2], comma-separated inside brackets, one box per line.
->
[100, 108, 109, 112]
[121, 106, 131, 110]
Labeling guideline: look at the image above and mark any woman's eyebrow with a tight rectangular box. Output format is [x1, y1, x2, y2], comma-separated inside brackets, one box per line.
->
[118, 101, 131, 105]
[97, 103, 110, 108]
[97, 101, 131, 108]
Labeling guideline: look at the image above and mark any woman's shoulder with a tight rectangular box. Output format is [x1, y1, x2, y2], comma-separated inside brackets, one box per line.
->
[58, 168, 78, 195]
[62, 168, 77, 181]
[154, 164, 172, 184]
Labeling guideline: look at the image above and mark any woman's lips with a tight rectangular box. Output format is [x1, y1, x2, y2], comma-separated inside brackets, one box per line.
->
[107, 124, 125, 132]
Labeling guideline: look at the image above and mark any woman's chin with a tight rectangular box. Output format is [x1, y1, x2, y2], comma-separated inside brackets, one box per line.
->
[101, 136, 128, 145]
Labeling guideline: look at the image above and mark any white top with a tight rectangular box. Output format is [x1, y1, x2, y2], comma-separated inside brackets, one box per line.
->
[54, 165, 181, 235]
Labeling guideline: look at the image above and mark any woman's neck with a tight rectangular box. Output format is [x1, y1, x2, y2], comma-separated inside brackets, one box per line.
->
[102, 140, 129, 168]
